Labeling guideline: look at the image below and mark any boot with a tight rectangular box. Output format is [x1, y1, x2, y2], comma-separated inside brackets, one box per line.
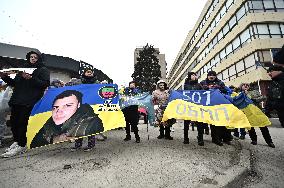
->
[197, 135, 204, 146]
[135, 135, 140, 143]
[124, 135, 131, 141]
[84, 136, 95, 152]
[183, 138, 189, 144]
[165, 126, 173, 140]
[71, 138, 83, 151]
[157, 126, 164, 139]
[267, 142, 275, 148]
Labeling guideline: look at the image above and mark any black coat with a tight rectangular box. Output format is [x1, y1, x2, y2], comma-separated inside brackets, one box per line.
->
[266, 72, 284, 110]
[200, 78, 226, 94]
[2, 62, 50, 107]
[184, 79, 203, 90]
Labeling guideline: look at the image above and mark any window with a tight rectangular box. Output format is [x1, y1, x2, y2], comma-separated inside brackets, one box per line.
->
[229, 65, 236, 76]
[257, 24, 269, 34]
[258, 50, 272, 62]
[212, 36, 218, 46]
[236, 60, 245, 73]
[223, 24, 230, 36]
[220, 6, 227, 17]
[217, 73, 223, 80]
[240, 29, 251, 44]
[236, 6, 246, 20]
[244, 54, 256, 68]
[218, 31, 224, 41]
[226, 43, 233, 55]
[232, 37, 241, 50]
[220, 49, 226, 59]
[269, 24, 281, 36]
[229, 16, 237, 29]
[226, 0, 234, 9]
[223, 69, 229, 79]
[275, 1, 284, 9]
[263, 0, 275, 10]
[279, 24, 284, 35]
[251, 1, 264, 10]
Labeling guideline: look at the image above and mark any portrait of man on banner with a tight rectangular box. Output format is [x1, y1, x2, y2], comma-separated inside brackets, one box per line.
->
[30, 90, 104, 148]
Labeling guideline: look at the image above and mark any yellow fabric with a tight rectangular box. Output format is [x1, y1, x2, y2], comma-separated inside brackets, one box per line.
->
[162, 99, 251, 129]
[241, 104, 271, 127]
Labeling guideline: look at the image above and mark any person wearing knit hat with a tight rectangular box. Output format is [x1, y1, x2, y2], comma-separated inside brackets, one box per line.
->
[272, 45, 284, 67]
[183, 72, 208, 146]
[152, 80, 175, 140]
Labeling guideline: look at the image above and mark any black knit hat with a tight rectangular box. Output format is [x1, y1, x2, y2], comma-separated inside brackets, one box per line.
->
[187, 72, 196, 78]
[207, 70, 217, 76]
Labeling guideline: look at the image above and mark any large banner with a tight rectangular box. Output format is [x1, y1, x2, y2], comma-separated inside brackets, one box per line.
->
[119, 92, 155, 126]
[229, 92, 271, 127]
[27, 84, 126, 149]
[162, 90, 252, 129]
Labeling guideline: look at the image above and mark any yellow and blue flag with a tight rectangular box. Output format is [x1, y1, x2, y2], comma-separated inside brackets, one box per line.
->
[162, 90, 252, 129]
[27, 84, 126, 149]
[230, 92, 271, 127]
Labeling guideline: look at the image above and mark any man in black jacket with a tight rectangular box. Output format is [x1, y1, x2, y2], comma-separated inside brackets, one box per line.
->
[0, 51, 50, 157]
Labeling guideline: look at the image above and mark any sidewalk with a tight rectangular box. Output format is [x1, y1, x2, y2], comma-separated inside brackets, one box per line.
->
[0, 121, 252, 188]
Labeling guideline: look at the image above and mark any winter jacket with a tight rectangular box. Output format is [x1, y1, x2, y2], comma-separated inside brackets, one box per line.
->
[184, 80, 203, 90]
[1, 62, 50, 107]
[200, 78, 226, 94]
[265, 72, 284, 111]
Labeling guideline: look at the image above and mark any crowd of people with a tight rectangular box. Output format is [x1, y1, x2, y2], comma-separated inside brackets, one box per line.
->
[0, 46, 283, 158]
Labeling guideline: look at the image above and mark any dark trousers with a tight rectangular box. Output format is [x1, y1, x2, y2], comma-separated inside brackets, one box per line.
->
[184, 120, 204, 140]
[10, 105, 33, 147]
[211, 125, 222, 142]
[248, 127, 273, 143]
[123, 107, 139, 138]
[277, 110, 284, 128]
[234, 128, 246, 137]
[159, 125, 171, 137]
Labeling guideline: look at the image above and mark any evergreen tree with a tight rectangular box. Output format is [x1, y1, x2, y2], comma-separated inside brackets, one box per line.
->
[132, 44, 161, 92]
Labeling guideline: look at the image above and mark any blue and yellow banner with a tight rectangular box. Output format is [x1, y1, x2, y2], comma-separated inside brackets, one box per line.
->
[162, 90, 252, 128]
[119, 92, 155, 126]
[27, 84, 126, 149]
[230, 92, 271, 127]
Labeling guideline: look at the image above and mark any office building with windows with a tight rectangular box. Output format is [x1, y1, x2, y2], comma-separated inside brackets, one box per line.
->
[168, 0, 284, 95]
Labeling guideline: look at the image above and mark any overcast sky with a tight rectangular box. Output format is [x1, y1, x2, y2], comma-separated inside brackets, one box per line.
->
[0, 0, 207, 85]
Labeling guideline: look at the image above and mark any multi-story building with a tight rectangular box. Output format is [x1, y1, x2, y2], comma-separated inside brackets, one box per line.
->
[0, 42, 112, 83]
[168, 0, 284, 95]
[134, 47, 168, 81]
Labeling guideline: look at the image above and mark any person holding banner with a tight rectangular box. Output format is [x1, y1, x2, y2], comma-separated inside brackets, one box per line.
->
[0, 51, 50, 157]
[122, 81, 141, 143]
[183, 72, 206, 146]
[71, 68, 102, 151]
[200, 71, 230, 146]
[152, 80, 174, 140]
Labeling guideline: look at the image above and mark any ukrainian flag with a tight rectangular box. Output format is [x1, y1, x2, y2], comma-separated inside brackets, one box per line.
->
[230, 92, 271, 127]
[162, 90, 252, 129]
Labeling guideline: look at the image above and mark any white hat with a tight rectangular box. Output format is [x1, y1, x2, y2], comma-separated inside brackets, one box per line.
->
[157, 80, 167, 84]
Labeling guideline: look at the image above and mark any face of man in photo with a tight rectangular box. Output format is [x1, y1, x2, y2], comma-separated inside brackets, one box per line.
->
[52, 95, 80, 125]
